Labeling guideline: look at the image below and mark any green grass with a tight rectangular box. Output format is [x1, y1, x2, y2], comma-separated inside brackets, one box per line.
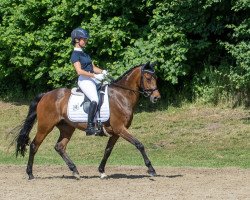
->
[0, 101, 249, 168]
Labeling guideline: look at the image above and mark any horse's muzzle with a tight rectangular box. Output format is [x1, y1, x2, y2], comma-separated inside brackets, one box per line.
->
[150, 94, 161, 103]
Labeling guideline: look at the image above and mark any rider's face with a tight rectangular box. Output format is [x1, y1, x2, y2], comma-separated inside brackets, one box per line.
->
[79, 38, 88, 48]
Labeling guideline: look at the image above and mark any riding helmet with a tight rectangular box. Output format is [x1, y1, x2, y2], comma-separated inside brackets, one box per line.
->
[71, 27, 90, 44]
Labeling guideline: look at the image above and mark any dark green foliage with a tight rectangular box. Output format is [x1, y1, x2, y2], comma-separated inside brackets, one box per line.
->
[0, 0, 249, 104]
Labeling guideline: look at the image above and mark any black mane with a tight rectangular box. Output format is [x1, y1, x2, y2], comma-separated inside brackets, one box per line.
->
[111, 65, 141, 83]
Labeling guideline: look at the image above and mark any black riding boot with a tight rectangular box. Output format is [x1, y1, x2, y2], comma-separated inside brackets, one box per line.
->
[85, 101, 98, 136]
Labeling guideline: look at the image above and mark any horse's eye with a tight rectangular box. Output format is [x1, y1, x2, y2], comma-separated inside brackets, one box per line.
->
[145, 73, 152, 80]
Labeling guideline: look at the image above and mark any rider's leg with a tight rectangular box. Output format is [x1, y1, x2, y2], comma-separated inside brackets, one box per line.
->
[78, 76, 99, 135]
[85, 101, 98, 135]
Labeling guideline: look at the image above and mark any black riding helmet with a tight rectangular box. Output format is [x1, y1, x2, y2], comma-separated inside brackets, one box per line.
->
[71, 27, 90, 45]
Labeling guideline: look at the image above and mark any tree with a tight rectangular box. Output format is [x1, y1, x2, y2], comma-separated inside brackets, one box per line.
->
[0, 0, 249, 104]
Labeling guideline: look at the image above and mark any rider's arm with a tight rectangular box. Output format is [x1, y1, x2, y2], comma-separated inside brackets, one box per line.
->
[73, 61, 95, 78]
[92, 62, 104, 74]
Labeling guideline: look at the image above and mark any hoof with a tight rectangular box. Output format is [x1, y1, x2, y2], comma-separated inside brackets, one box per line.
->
[73, 172, 80, 180]
[28, 175, 35, 180]
[148, 170, 157, 177]
[100, 173, 108, 179]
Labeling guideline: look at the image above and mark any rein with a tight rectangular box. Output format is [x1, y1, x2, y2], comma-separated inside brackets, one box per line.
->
[111, 82, 145, 94]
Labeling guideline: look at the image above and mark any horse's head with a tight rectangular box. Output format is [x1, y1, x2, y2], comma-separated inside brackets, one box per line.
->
[140, 62, 161, 103]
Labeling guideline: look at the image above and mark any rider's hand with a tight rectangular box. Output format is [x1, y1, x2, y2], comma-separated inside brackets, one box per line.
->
[94, 73, 105, 81]
[102, 70, 108, 76]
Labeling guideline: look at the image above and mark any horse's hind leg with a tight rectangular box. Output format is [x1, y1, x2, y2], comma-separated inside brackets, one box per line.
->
[54, 122, 79, 179]
[26, 124, 55, 180]
[98, 135, 119, 178]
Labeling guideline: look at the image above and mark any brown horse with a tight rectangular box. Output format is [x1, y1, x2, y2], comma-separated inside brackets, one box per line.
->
[15, 62, 161, 180]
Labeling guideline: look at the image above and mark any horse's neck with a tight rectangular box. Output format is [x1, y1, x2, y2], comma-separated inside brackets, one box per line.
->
[116, 67, 141, 91]
[112, 68, 141, 109]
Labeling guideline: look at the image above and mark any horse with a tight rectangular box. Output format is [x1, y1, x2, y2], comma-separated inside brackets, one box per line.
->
[14, 61, 161, 180]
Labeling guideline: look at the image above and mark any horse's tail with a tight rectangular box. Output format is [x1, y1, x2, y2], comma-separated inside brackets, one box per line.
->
[15, 93, 45, 157]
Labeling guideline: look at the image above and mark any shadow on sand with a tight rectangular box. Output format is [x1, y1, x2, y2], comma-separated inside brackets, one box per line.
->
[36, 173, 183, 180]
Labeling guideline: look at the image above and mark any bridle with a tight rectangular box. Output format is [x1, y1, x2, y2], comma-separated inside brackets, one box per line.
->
[111, 66, 158, 97]
[140, 68, 158, 97]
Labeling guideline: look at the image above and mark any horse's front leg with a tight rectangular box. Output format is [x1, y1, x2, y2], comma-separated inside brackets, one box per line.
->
[98, 135, 119, 178]
[119, 127, 156, 176]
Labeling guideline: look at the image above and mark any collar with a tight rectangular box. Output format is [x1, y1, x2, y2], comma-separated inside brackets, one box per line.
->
[74, 47, 83, 51]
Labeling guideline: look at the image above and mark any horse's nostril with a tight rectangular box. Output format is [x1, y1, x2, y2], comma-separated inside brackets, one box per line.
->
[154, 96, 160, 101]
[151, 96, 160, 103]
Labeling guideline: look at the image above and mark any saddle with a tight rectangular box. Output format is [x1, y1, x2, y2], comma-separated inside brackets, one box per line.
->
[67, 84, 110, 123]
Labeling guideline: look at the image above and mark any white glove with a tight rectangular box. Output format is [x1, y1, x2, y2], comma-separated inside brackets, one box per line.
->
[94, 73, 105, 81]
[102, 70, 108, 76]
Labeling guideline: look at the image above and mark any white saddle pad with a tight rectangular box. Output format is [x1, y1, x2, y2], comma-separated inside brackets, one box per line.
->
[67, 86, 110, 122]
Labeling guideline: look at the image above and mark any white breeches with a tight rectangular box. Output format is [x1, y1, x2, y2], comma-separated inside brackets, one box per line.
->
[78, 75, 99, 103]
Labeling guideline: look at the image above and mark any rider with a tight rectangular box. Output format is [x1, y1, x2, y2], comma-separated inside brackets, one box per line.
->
[70, 27, 108, 136]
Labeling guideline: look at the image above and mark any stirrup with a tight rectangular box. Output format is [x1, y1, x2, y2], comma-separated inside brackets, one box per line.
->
[85, 129, 96, 136]
[95, 120, 106, 137]
[85, 128, 104, 136]
[85, 123, 97, 136]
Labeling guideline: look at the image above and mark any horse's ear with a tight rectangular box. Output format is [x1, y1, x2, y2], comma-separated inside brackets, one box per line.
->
[150, 62, 157, 68]
[143, 61, 151, 70]
[142, 61, 155, 73]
